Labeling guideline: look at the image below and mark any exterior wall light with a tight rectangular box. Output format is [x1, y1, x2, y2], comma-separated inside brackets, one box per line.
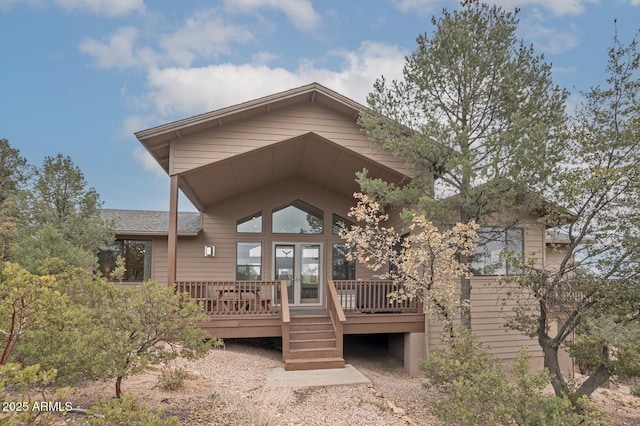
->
[204, 245, 215, 257]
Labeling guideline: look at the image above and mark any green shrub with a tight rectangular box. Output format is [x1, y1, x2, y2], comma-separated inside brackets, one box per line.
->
[631, 381, 640, 397]
[88, 394, 181, 426]
[420, 331, 603, 425]
[158, 366, 190, 391]
[0, 363, 58, 425]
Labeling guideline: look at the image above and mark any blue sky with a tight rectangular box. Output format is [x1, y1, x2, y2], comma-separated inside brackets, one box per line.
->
[1, 0, 639, 212]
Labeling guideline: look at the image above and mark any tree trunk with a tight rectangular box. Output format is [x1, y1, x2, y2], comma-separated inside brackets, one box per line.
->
[539, 336, 570, 397]
[115, 376, 123, 398]
[0, 312, 19, 365]
[540, 326, 612, 402]
[459, 274, 472, 331]
[459, 208, 472, 331]
[576, 363, 611, 399]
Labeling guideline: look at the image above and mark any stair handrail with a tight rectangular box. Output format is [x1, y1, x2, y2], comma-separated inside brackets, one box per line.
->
[280, 280, 290, 360]
[326, 279, 346, 355]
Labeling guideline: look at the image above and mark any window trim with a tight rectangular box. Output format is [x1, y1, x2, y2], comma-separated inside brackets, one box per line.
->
[332, 213, 354, 235]
[332, 242, 356, 280]
[98, 239, 153, 283]
[236, 211, 263, 234]
[236, 241, 263, 280]
[471, 227, 524, 276]
[271, 199, 324, 235]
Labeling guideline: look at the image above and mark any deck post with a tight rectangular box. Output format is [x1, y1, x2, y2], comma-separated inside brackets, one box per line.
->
[167, 174, 179, 286]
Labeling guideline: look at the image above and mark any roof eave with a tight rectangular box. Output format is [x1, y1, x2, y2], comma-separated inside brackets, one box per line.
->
[134, 82, 365, 144]
[114, 230, 201, 237]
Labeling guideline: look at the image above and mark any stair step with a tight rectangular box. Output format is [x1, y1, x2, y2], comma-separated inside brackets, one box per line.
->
[285, 348, 342, 359]
[290, 315, 330, 323]
[290, 330, 335, 340]
[284, 313, 344, 371]
[290, 338, 336, 350]
[290, 323, 333, 332]
[284, 357, 345, 371]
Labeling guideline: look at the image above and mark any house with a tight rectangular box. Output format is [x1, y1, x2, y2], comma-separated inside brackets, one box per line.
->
[101, 83, 558, 375]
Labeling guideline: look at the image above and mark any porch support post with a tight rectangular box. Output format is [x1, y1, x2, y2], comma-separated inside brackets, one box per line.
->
[167, 174, 179, 286]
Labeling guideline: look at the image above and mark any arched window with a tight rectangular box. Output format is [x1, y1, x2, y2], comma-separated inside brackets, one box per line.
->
[272, 200, 323, 234]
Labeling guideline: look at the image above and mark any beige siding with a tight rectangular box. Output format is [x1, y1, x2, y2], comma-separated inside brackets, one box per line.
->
[171, 102, 411, 177]
[545, 244, 571, 271]
[164, 178, 362, 284]
[426, 216, 547, 366]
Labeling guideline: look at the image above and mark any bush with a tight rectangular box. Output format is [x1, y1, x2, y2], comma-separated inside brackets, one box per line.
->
[0, 363, 58, 425]
[158, 366, 191, 391]
[88, 394, 181, 426]
[420, 331, 602, 425]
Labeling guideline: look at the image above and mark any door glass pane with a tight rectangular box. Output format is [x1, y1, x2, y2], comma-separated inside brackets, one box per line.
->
[301, 244, 320, 303]
[275, 245, 295, 302]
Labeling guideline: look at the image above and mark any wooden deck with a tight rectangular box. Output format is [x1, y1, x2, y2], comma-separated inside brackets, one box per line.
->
[176, 280, 425, 339]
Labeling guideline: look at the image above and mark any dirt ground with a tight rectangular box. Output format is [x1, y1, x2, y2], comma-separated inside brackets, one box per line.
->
[7, 338, 640, 425]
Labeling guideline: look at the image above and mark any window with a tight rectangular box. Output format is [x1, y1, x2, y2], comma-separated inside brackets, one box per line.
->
[98, 239, 152, 282]
[272, 200, 323, 234]
[332, 243, 356, 280]
[332, 214, 354, 235]
[471, 227, 524, 275]
[237, 212, 262, 233]
[236, 242, 262, 280]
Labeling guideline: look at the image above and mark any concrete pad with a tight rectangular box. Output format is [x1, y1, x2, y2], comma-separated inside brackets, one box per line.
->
[266, 364, 370, 388]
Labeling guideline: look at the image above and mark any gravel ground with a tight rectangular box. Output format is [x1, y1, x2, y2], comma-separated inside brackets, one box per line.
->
[173, 337, 443, 425]
[53, 337, 640, 425]
[63, 336, 441, 425]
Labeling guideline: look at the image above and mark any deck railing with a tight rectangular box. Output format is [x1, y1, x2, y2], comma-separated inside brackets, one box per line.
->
[326, 280, 346, 352]
[176, 280, 422, 315]
[332, 280, 422, 314]
[175, 281, 285, 315]
[280, 280, 290, 360]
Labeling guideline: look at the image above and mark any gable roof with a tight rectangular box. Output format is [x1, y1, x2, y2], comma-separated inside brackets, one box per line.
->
[133, 82, 414, 211]
[135, 82, 367, 175]
[102, 209, 201, 236]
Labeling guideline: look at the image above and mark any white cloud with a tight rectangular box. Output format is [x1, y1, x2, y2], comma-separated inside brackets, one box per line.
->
[223, 0, 321, 31]
[521, 22, 580, 54]
[392, 0, 598, 16]
[251, 51, 279, 65]
[490, 0, 597, 16]
[81, 10, 254, 69]
[146, 64, 303, 116]
[0, 0, 144, 14]
[127, 41, 406, 174]
[140, 41, 407, 119]
[390, 0, 442, 16]
[159, 10, 254, 66]
[0, 0, 18, 10]
[54, 0, 144, 16]
[133, 147, 165, 179]
[80, 27, 159, 69]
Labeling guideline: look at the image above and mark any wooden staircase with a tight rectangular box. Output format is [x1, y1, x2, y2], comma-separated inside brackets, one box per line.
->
[284, 314, 345, 371]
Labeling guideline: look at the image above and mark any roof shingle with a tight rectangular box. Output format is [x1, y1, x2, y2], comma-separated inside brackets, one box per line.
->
[101, 209, 201, 236]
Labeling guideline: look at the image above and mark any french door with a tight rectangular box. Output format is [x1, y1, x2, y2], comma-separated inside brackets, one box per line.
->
[274, 243, 322, 305]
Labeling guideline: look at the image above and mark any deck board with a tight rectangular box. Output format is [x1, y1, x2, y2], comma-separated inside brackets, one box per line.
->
[198, 312, 425, 339]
